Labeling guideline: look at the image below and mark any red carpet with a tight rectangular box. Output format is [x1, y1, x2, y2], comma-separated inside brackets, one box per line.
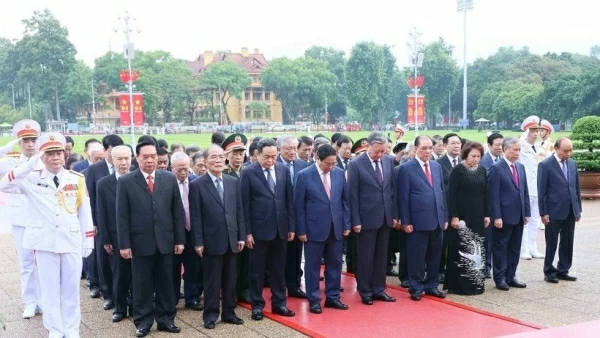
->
[498, 320, 600, 338]
[238, 273, 542, 338]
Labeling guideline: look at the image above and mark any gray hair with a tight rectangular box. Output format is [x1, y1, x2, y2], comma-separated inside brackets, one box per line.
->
[276, 135, 298, 149]
[202, 144, 224, 158]
[185, 144, 201, 156]
[110, 145, 131, 159]
[170, 151, 190, 165]
[367, 131, 388, 146]
[87, 142, 104, 156]
[313, 137, 331, 152]
[502, 136, 520, 151]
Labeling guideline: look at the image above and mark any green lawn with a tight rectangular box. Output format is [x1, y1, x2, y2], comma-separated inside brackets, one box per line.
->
[0, 130, 571, 155]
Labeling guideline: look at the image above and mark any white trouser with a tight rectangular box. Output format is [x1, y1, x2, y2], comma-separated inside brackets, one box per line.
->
[11, 225, 40, 307]
[521, 196, 541, 255]
[36, 251, 82, 338]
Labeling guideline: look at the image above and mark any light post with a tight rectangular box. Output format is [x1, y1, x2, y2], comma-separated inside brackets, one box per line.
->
[457, 0, 473, 129]
[408, 28, 424, 135]
[27, 83, 32, 118]
[91, 77, 97, 127]
[115, 10, 140, 146]
[7, 84, 15, 110]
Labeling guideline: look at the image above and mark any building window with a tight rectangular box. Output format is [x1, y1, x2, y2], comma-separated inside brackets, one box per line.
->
[245, 91, 251, 101]
[253, 75, 259, 83]
[253, 91, 262, 101]
[265, 92, 270, 101]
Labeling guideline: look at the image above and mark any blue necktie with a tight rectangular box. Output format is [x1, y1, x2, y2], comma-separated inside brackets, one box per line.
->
[561, 161, 568, 181]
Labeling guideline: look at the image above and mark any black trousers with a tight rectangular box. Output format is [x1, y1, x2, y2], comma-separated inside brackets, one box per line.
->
[406, 228, 443, 292]
[132, 252, 176, 330]
[395, 230, 408, 282]
[544, 209, 576, 277]
[172, 231, 203, 304]
[109, 245, 132, 315]
[484, 224, 493, 273]
[492, 223, 523, 284]
[249, 237, 287, 310]
[357, 226, 390, 298]
[97, 236, 113, 300]
[285, 238, 303, 290]
[439, 228, 449, 275]
[203, 248, 238, 323]
[236, 249, 250, 296]
[346, 230, 359, 274]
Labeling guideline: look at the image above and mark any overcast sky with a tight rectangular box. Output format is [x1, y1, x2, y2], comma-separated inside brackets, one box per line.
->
[1, 0, 598, 68]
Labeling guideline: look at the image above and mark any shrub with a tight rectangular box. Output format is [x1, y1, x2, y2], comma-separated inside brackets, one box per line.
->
[571, 116, 600, 172]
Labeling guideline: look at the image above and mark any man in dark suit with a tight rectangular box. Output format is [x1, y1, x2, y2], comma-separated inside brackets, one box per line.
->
[240, 138, 295, 321]
[488, 137, 530, 291]
[436, 133, 462, 282]
[480, 133, 504, 278]
[169, 152, 203, 311]
[189, 144, 246, 329]
[347, 132, 398, 305]
[72, 138, 101, 172]
[392, 163, 409, 288]
[276, 135, 309, 299]
[116, 142, 186, 337]
[97, 145, 133, 322]
[335, 135, 352, 170]
[537, 137, 581, 283]
[398, 136, 448, 301]
[295, 144, 351, 314]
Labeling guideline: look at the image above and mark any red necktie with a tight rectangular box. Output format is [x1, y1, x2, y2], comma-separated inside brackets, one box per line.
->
[147, 175, 154, 193]
[511, 164, 519, 188]
[424, 163, 433, 186]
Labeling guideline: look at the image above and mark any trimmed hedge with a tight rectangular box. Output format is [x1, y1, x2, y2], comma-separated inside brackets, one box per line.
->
[571, 116, 600, 172]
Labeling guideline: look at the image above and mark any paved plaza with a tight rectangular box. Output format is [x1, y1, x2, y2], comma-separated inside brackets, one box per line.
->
[0, 200, 598, 337]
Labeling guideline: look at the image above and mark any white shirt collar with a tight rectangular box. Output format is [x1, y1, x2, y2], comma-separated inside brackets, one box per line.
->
[115, 172, 122, 180]
[206, 171, 221, 183]
[105, 158, 113, 171]
[415, 156, 428, 167]
[503, 156, 514, 166]
[316, 164, 328, 177]
[554, 153, 564, 164]
[141, 171, 155, 180]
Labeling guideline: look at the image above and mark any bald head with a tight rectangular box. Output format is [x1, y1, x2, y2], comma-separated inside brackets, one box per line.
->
[554, 137, 573, 161]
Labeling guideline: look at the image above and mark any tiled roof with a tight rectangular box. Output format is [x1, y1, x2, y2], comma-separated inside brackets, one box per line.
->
[187, 50, 269, 76]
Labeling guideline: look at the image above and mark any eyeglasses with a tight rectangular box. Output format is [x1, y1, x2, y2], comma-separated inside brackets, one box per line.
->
[207, 155, 225, 160]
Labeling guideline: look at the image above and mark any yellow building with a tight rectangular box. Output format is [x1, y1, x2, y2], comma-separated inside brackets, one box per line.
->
[186, 47, 283, 124]
[76, 90, 122, 126]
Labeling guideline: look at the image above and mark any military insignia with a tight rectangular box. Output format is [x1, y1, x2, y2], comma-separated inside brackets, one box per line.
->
[361, 139, 368, 147]
[25, 124, 31, 129]
[235, 135, 242, 142]
[49, 135, 56, 141]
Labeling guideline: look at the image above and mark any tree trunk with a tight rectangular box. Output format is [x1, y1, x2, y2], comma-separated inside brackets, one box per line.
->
[55, 89, 61, 121]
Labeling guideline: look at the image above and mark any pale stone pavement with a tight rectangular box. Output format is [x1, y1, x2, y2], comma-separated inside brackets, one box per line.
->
[1, 200, 599, 337]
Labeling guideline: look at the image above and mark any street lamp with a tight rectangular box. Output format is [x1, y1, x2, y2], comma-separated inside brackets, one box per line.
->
[457, 0, 473, 129]
[115, 10, 140, 146]
[7, 84, 15, 110]
[408, 27, 424, 135]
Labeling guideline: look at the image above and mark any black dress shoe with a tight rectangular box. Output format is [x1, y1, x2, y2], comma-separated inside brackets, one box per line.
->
[425, 289, 446, 298]
[324, 298, 349, 310]
[203, 321, 216, 329]
[410, 292, 422, 301]
[400, 280, 410, 288]
[361, 297, 373, 305]
[386, 269, 399, 277]
[557, 274, 577, 281]
[309, 302, 322, 314]
[157, 324, 181, 333]
[373, 293, 396, 302]
[112, 312, 126, 322]
[496, 282, 510, 291]
[251, 309, 263, 321]
[185, 301, 204, 311]
[103, 300, 115, 310]
[484, 270, 492, 279]
[439, 273, 445, 283]
[288, 288, 307, 299]
[272, 306, 295, 317]
[508, 279, 527, 288]
[222, 316, 244, 325]
[237, 296, 251, 304]
[545, 275, 559, 283]
[135, 328, 150, 337]
[90, 289, 101, 298]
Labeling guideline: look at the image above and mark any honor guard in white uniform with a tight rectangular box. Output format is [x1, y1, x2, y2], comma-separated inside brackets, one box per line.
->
[537, 119, 555, 162]
[394, 124, 406, 144]
[0, 132, 94, 338]
[518, 116, 545, 260]
[0, 119, 42, 318]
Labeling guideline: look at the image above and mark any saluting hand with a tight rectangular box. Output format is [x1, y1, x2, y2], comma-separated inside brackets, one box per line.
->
[174, 245, 184, 255]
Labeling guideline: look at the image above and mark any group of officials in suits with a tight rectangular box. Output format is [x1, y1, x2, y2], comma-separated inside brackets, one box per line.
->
[0, 116, 583, 337]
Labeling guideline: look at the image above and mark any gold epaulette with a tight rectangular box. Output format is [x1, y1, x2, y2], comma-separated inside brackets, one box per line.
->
[69, 170, 84, 177]
[6, 151, 21, 158]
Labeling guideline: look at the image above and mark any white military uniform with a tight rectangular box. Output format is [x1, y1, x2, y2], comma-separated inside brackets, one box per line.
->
[517, 116, 544, 259]
[0, 133, 94, 338]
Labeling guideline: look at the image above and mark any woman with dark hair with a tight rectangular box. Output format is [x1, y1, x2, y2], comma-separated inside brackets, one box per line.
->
[443, 141, 489, 295]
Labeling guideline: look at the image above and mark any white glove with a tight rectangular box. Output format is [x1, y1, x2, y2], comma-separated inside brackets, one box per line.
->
[0, 138, 21, 157]
[26, 152, 43, 170]
[82, 248, 93, 258]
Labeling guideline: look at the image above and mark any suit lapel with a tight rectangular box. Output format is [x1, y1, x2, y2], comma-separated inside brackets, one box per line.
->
[500, 160, 519, 189]
[550, 157, 568, 183]
[361, 155, 381, 187]
[134, 170, 153, 196]
[311, 166, 329, 199]
[153, 171, 163, 195]
[411, 159, 432, 188]
[107, 174, 117, 195]
[99, 160, 109, 176]
[255, 164, 274, 195]
[203, 175, 225, 209]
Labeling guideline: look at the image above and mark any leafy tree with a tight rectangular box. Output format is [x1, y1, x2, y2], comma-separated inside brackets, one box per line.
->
[591, 45, 600, 59]
[345, 42, 384, 124]
[261, 57, 302, 123]
[61, 61, 93, 122]
[199, 60, 251, 124]
[305, 46, 347, 120]
[245, 101, 271, 120]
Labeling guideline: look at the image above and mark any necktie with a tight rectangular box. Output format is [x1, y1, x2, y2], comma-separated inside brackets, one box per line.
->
[424, 163, 433, 186]
[216, 178, 224, 201]
[511, 164, 519, 188]
[147, 175, 154, 193]
[374, 160, 383, 185]
[181, 181, 191, 231]
[322, 172, 331, 199]
[452, 159, 457, 167]
[266, 169, 275, 193]
[561, 160, 568, 181]
[287, 162, 294, 183]
[343, 159, 348, 169]
[494, 157, 499, 163]
[532, 145, 537, 153]
[109, 165, 114, 175]
[53, 176, 59, 188]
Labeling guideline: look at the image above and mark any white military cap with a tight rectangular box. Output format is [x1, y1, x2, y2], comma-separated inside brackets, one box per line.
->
[520, 115, 542, 132]
[540, 119, 554, 134]
[35, 132, 67, 153]
[12, 119, 41, 139]
[395, 124, 405, 133]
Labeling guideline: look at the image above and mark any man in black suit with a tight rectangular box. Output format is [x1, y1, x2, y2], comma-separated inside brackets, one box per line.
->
[336, 135, 352, 170]
[347, 132, 398, 305]
[190, 144, 246, 329]
[169, 152, 203, 311]
[117, 142, 186, 337]
[436, 133, 462, 282]
[97, 145, 133, 322]
[241, 138, 296, 321]
[86, 134, 124, 306]
[276, 135, 309, 299]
